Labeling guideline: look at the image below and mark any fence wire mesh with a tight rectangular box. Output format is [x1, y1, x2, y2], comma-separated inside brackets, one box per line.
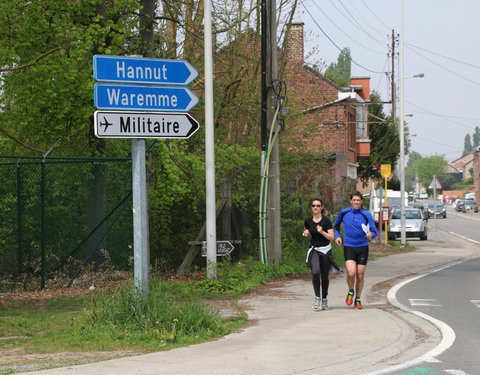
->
[0, 156, 132, 292]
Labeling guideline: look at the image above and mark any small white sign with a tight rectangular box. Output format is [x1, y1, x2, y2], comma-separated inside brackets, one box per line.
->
[94, 111, 199, 139]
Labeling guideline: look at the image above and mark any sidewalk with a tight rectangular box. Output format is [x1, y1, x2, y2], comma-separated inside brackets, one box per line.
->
[17, 230, 480, 375]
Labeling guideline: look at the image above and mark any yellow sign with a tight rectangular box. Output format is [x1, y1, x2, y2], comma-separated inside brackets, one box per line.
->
[381, 164, 392, 179]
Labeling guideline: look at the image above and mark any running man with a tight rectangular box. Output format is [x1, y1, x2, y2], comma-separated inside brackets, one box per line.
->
[334, 191, 377, 309]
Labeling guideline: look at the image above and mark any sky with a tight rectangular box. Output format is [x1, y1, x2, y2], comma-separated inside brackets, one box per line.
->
[293, 0, 480, 163]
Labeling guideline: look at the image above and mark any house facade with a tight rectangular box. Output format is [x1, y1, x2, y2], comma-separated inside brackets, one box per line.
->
[281, 22, 371, 203]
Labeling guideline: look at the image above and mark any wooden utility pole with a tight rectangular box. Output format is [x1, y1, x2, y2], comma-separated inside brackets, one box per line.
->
[265, 0, 281, 264]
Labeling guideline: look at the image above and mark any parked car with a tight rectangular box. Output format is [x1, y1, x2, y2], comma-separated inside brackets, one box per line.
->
[418, 192, 428, 199]
[462, 200, 479, 213]
[388, 207, 428, 240]
[427, 203, 446, 218]
[452, 199, 462, 210]
[455, 200, 466, 212]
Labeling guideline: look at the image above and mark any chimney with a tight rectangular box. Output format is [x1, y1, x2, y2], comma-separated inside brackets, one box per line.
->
[287, 22, 304, 64]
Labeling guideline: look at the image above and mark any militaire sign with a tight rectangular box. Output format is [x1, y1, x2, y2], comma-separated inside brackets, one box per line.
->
[93, 55, 198, 85]
[94, 111, 199, 139]
[94, 83, 199, 112]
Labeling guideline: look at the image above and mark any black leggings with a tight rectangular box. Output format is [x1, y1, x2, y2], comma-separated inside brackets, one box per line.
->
[311, 251, 330, 298]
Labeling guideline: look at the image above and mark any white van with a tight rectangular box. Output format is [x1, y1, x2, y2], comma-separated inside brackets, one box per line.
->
[465, 192, 475, 200]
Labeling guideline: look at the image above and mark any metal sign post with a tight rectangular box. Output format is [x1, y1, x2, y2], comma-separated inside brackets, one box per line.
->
[93, 55, 199, 293]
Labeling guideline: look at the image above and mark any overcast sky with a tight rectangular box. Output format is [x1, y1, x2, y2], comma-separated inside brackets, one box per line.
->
[294, 0, 480, 163]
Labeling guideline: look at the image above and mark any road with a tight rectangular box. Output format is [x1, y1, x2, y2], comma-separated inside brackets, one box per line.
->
[385, 206, 480, 375]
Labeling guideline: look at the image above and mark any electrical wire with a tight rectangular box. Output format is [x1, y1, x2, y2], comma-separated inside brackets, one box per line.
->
[344, 0, 388, 38]
[406, 45, 480, 88]
[406, 100, 476, 131]
[330, 0, 387, 49]
[360, 0, 391, 31]
[406, 42, 480, 70]
[299, 0, 384, 74]
[310, 1, 384, 55]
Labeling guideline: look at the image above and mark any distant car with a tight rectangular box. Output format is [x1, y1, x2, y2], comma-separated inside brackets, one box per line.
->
[455, 200, 466, 212]
[427, 203, 446, 218]
[452, 199, 462, 210]
[388, 207, 428, 241]
[418, 192, 428, 199]
[409, 203, 428, 220]
[462, 200, 479, 213]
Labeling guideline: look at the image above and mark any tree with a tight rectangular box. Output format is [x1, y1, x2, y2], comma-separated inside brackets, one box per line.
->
[473, 126, 480, 149]
[324, 48, 351, 87]
[357, 91, 400, 183]
[463, 133, 473, 156]
[412, 155, 447, 188]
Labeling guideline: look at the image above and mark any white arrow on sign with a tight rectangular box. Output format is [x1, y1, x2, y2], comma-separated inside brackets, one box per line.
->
[94, 111, 199, 139]
[201, 241, 235, 257]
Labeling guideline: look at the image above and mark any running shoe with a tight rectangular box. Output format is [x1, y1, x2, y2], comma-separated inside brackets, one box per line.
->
[345, 291, 354, 306]
[322, 298, 328, 310]
[354, 298, 363, 309]
[313, 296, 321, 310]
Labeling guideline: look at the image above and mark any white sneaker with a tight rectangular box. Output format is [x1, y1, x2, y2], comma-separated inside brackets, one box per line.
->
[313, 296, 321, 310]
[322, 298, 328, 310]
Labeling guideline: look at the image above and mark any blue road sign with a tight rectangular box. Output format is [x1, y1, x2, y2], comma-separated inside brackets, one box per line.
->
[93, 55, 198, 85]
[94, 83, 199, 112]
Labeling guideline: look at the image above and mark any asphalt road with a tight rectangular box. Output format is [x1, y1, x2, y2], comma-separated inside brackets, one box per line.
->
[382, 206, 480, 375]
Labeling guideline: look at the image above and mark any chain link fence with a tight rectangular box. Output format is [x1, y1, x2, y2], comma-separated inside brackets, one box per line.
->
[0, 156, 133, 292]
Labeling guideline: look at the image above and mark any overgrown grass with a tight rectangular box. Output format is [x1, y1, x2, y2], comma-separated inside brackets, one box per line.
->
[0, 259, 296, 361]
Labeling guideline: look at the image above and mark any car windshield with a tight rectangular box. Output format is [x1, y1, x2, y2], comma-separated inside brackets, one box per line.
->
[465, 201, 475, 205]
[428, 203, 444, 208]
[405, 210, 421, 219]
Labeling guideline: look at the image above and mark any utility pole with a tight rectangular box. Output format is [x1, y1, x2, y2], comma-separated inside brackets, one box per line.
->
[391, 30, 396, 127]
[260, 0, 281, 264]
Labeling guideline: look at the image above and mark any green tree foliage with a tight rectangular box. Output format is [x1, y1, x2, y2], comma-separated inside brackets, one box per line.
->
[473, 126, 480, 148]
[357, 91, 399, 183]
[463, 133, 473, 156]
[324, 48, 351, 87]
[411, 155, 447, 188]
[0, 0, 141, 156]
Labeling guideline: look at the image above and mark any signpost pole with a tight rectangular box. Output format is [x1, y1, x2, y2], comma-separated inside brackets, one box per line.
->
[204, 0, 217, 278]
[132, 139, 149, 294]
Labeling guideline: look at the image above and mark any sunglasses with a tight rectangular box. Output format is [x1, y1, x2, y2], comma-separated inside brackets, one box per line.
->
[311, 204, 322, 208]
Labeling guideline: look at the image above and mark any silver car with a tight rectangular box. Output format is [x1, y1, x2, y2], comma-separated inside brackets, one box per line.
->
[388, 207, 428, 241]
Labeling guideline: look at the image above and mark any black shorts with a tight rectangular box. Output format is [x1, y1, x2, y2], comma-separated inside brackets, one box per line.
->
[344, 245, 369, 265]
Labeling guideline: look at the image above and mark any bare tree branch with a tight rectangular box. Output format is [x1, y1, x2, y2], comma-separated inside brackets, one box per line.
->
[0, 127, 46, 154]
[0, 47, 63, 72]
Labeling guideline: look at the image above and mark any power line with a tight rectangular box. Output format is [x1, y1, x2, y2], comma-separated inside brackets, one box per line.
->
[407, 45, 480, 87]
[406, 100, 476, 131]
[332, 0, 386, 49]
[310, 1, 384, 55]
[406, 42, 480, 70]
[360, 0, 391, 31]
[299, 0, 384, 74]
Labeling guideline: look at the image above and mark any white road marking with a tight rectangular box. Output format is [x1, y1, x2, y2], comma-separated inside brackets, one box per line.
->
[444, 370, 471, 375]
[363, 261, 466, 375]
[409, 298, 442, 306]
[470, 300, 480, 308]
[447, 231, 480, 245]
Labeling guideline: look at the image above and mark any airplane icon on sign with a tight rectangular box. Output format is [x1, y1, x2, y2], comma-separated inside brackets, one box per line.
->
[100, 117, 112, 131]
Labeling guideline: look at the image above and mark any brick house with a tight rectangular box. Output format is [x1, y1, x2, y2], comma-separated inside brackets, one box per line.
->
[281, 23, 371, 203]
[449, 153, 475, 180]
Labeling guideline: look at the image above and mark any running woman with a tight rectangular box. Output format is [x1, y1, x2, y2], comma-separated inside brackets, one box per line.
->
[334, 192, 377, 309]
[303, 198, 335, 310]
